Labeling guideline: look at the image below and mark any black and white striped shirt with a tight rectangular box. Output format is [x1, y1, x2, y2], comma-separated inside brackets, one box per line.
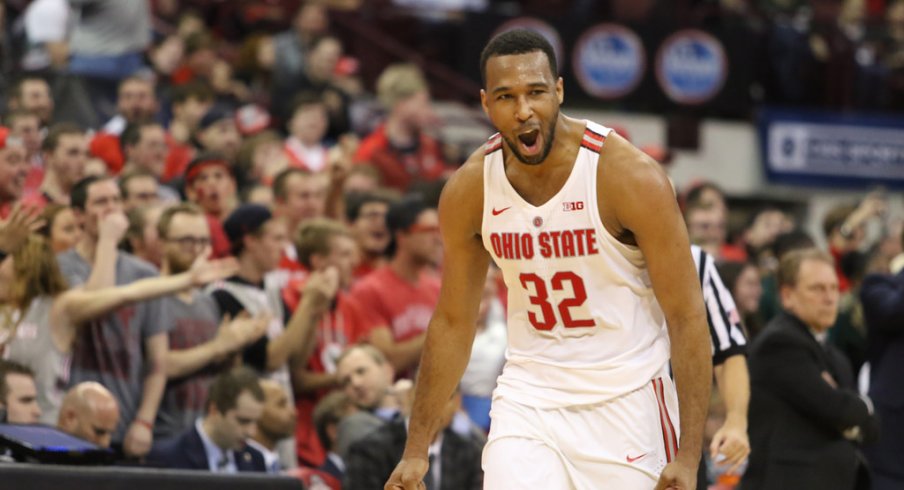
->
[692, 245, 748, 365]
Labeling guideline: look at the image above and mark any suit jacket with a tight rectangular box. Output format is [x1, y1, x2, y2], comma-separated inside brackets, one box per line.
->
[741, 312, 878, 490]
[319, 454, 344, 481]
[343, 419, 483, 490]
[147, 424, 267, 473]
[860, 270, 904, 485]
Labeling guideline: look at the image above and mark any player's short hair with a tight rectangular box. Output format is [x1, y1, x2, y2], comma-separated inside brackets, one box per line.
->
[0, 360, 34, 402]
[41, 122, 84, 153]
[480, 29, 557, 87]
[777, 248, 834, 289]
[294, 218, 352, 269]
[206, 367, 264, 414]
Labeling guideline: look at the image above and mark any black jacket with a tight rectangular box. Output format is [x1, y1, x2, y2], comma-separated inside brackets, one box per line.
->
[860, 269, 904, 486]
[343, 419, 483, 490]
[147, 424, 266, 473]
[742, 312, 878, 490]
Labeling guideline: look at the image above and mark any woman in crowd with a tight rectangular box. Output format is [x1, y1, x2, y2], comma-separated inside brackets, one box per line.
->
[0, 234, 237, 424]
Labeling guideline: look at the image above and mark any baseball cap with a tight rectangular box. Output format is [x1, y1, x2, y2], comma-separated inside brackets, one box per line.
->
[223, 203, 273, 251]
[184, 152, 232, 187]
[197, 104, 235, 132]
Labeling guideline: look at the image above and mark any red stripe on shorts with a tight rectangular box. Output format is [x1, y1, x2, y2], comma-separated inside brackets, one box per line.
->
[653, 378, 678, 463]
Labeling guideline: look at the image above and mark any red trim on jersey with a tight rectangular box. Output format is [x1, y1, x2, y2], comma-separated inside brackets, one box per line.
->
[581, 129, 606, 153]
[485, 134, 503, 154]
[653, 378, 679, 463]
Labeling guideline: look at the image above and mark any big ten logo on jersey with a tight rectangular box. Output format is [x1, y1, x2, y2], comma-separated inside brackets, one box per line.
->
[489, 229, 600, 261]
[563, 201, 584, 211]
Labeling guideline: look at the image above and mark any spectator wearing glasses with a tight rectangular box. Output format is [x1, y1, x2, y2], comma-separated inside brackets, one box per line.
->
[349, 194, 442, 373]
[155, 203, 268, 440]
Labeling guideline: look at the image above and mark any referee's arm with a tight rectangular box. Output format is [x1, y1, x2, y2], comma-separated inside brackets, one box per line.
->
[693, 246, 750, 471]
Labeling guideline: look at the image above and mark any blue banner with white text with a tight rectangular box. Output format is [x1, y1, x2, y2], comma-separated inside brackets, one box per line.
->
[758, 108, 904, 188]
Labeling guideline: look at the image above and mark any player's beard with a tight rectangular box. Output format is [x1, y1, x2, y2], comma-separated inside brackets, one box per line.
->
[502, 109, 559, 166]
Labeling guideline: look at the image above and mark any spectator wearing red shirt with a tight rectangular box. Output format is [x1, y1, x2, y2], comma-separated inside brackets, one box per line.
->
[183, 153, 237, 258]
[283, 218, 375, 467]
[0, 128, 30, 219]
[89, 76, 160, 174]
[354, 64, 446, 193]
[345, 191, 395, 282]
[34, 123, 89, 208]
[349, 194, 442, 373]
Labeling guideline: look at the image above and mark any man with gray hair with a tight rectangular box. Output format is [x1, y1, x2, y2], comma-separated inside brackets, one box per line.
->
[743, 248, 878, 490]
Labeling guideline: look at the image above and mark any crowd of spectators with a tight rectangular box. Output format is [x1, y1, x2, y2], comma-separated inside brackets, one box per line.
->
[0, 1, 901, 490]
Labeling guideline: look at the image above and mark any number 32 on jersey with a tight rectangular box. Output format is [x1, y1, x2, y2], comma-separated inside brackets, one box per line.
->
[519, 271, 595, 332]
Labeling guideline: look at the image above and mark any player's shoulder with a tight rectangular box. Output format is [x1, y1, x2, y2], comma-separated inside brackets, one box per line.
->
[597, 131, 671, 197]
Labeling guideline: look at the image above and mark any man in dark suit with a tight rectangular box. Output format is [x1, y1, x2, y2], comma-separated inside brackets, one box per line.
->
[860, 239, 904, 490]
[343, 388, 482, 490]
[743, 249, 878, 490]
[148, 367, 267, 473]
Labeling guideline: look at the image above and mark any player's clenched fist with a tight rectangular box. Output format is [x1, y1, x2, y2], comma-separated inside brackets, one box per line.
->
[385, 457, 429, 490]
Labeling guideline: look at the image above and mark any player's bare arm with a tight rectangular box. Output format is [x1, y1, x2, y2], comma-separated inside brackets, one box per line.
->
[598, 133, 713, 488]
[386, 149, 491, 490]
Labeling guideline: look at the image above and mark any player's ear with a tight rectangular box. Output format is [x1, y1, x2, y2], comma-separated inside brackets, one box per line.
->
[556, 77, 564, 104]
[480, 89, 489, 116]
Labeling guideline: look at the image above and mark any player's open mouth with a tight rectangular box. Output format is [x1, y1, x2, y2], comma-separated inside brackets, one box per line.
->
[517, 129, 541, 155]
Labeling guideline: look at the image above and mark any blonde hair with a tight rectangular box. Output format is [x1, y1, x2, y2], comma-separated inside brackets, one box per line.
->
[294, 218, 352, 269]
[11, 235, 69, 309]
[377, 63, 427, 109]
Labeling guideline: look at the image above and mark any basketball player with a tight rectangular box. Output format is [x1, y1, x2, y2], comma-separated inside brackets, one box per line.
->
[386, 29, 712, 490]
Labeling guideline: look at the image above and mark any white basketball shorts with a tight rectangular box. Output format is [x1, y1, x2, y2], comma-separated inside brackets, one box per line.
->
[482, 376, 680, 490]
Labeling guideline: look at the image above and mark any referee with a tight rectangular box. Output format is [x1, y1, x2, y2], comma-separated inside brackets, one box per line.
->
[692, 244, 751, 490]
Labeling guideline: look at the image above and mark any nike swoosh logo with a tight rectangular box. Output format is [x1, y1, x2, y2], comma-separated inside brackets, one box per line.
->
[492, 206, 511, 216]
[626, 453, 647, 463]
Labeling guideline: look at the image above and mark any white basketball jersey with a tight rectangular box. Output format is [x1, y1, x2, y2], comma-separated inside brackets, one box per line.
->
[481, 120, 671, 408]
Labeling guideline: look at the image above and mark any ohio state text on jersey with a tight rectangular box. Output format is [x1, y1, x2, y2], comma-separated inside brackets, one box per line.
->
[480, 120, 672, 409]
